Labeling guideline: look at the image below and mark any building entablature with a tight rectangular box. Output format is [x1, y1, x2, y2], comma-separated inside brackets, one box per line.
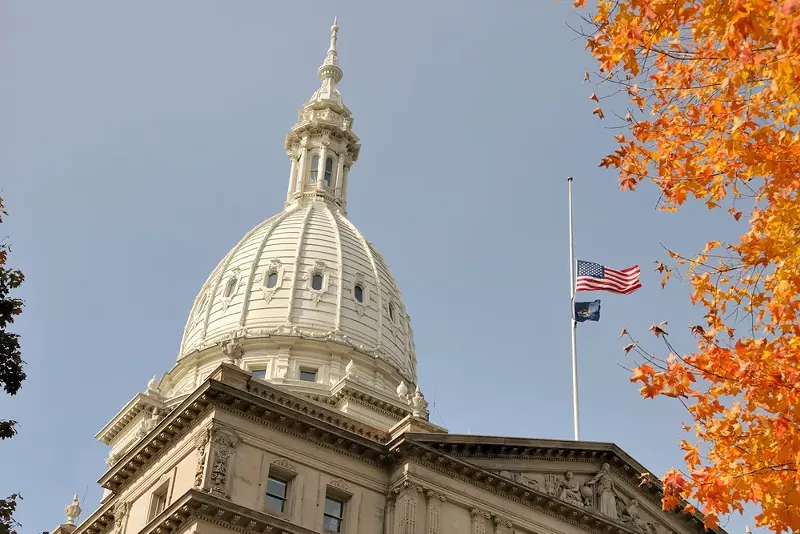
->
[98, 363, 395, 494]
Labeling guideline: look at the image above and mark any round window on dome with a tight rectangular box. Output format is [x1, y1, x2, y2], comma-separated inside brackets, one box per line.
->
[354, 284, 364, 303]
[311, 274, 323, 291]
[266, 271, 279, 289]
[224, 277, 238, 298]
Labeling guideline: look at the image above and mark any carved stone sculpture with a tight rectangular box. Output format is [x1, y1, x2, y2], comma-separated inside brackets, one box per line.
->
[65, 493, 81, 525]
[558, 471, 584, 507]
[194, 429, 210, 489]
[208, 428, 239, 497]
[396, 380, 409, 401]
[222, 337, 244, 363]
[112, 501, 129, 534]
[586, 463, 618, 519]
[146, 375, 160, 396]
[410, 386, 429, 418]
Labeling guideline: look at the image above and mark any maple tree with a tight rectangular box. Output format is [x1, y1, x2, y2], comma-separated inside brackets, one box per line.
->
[573, 0, 800, 531]
[0, 197, 26, 534]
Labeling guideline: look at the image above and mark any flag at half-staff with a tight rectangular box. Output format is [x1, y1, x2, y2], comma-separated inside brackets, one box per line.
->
[576, 260, 641, 295]
[574, 300, 601, 322]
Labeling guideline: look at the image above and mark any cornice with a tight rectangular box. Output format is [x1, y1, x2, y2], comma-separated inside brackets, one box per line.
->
[113, 489, 318, 534]
[72, 499, 114, 534]
[393, 439, 641, 534]
[95, 392, 166, 444]
[99, 367, 396, 493]
[395, 436, 721, 534]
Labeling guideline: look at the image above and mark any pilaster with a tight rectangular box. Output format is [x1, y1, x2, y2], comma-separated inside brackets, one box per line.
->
[393, 482, 423, 534]
[470, 509, 491, 534]
[317, 143, 329, 192]
[492, 515, 513, 534]
[425, 490, 445, 534]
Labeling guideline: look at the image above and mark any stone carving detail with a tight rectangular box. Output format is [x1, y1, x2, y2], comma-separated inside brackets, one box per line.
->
[261, 259, 284, 304]
[208, 427, 240, 497]
[620, 499, 660, 534]
[222, 336, 245, 364]
[396, 380, 409, 401]
[146, 375, 161, 397]
[112, 501, 129, 534]
[426, 490, 444, 534]
[471, 509, 491, 534]
[586, 463, 618, 519]
[410, 386, 429, 419]
[492, 515, 513, 534]
[304, 261, 328, 306]
[219, 269, 240, 312]
[65, 493, 82, 525]
[271, 457, 297, 473]
[329, 477, 352, 493]
[194, 428, 211, 489]
[135, 408, 162, 441]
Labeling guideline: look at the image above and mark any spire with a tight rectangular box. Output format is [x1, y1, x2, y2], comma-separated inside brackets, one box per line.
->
[284, 18, 360, 212]
[311, 17, 344, 105]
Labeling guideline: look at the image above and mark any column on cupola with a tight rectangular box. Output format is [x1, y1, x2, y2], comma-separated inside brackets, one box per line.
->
[286, 153, 299, 201]
[341, 163, 351, 205]
[296, 137, 310, 194]
[334, 150, 346, 201]
[316, 140, 329, 192]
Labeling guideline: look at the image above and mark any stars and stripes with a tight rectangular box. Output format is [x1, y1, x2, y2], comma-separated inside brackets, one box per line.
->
[575, 260, 641, 294]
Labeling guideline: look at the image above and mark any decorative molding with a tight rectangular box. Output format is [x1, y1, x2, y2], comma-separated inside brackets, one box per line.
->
[270, 457, 297, 474]
[303, 260, 329, 306]
[208, 424, 240, 498]
[328, 477, 352, 494]
[219, 268, 241, 313]
[193, 427, 211, 489]
[261, 259, 285, 304]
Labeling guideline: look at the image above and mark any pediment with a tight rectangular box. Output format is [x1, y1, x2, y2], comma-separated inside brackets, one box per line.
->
[400, 434, 723, 534]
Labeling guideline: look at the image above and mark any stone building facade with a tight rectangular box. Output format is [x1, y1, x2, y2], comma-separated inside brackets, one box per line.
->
[53, 20, 723, 534]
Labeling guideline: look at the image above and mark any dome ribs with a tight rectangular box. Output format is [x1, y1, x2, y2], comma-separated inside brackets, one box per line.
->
[238, 208, 293, 327]
[285, 205, 313, 323]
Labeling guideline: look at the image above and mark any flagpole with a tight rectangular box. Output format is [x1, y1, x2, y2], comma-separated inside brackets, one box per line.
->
[568, 176, 580, 441]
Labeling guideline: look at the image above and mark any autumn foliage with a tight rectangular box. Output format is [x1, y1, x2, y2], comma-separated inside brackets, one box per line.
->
[574, 0, 800, 531]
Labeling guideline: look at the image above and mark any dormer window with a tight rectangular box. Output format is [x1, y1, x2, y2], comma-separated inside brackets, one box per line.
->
[309, 156, 320, 184]
[224, 277, 237, 298]
[324, 157, 334, 187]
[388, 302, 396, 322]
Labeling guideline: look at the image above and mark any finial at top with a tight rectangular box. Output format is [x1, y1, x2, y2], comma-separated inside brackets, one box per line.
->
[326, 16, 340, 65]
[65, 493, 82, 525]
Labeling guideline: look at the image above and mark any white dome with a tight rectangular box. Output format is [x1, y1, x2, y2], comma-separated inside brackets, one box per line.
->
[179, 200, 417, 382]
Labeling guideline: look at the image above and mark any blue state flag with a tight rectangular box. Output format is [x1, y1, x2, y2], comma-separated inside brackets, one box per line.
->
[574, 300, 601, 323]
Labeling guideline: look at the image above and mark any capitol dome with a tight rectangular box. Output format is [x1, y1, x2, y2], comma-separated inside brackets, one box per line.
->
[178, 201, 416, 382]
[157, 20, 419, 421]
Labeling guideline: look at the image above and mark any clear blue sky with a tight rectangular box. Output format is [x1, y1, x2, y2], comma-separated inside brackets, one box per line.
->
[0, 2, 758, 532]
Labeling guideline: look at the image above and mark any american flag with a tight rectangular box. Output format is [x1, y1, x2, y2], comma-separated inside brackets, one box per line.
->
[576, 260, 641, 294]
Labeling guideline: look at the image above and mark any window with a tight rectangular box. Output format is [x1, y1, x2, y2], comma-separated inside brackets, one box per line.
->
[323, 496, 344, 532]
[266, 271, 279, 289]
[224, 277, 237, 298]
[148, 484, 168, 521]
[309, 156, 320, 184]
[324, 157, 334, 187]
[354, 284, 364, 303]
[388, 303, 396, 322]
[265, 476, 288, 514]
[299, 369, 317, 382]
[311, 274, 323, 291]
[251, 369, 267, 380]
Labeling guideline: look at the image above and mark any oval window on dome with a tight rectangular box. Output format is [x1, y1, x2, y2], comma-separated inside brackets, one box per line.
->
[311, 274, 323, 291]
[266, 271, 279, 289]
[388, 302, 396, 322]
[354, 284, 364, 303]
[224, 277, 237, 298]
